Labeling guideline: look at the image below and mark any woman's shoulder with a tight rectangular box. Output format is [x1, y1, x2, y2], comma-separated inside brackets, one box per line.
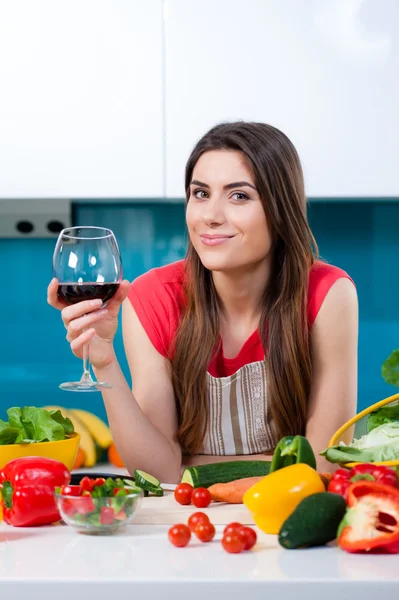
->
[127, 260, 186, 357]
[307, 260, 355, 326]
[132, 259, 186, 288]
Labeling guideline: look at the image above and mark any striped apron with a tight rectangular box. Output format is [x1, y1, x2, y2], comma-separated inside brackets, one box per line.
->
[201, 360, 279, 455]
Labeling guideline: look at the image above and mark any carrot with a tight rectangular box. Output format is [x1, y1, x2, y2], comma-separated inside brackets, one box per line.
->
[208, 476, 263, 504]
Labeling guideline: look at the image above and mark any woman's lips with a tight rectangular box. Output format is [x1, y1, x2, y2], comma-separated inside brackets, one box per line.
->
[199, 234, 234, 246]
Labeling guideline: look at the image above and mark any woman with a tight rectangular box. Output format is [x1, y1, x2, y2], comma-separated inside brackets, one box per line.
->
[48, 122, 358, 481]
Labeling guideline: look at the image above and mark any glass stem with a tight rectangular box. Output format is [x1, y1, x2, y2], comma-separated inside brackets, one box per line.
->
[80, 332, 94, 384]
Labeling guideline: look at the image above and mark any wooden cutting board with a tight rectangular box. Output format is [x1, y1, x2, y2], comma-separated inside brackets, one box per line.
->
[135, 492, 255, 525]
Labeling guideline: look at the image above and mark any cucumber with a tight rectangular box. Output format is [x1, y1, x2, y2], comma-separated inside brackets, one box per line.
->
[278, 492, 347, 549]
[181, 460, 271, 488]
[123, 478, 136, 488]
[133, 470, 161, 493]
[149, 486, 164, 497]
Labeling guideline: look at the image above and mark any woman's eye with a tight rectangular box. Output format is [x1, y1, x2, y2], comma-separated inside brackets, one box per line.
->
[232, 192, 249, 201]
[193, 189, 209, 199]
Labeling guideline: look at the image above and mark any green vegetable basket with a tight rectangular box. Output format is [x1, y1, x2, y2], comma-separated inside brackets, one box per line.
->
[328, 392, 399, 468]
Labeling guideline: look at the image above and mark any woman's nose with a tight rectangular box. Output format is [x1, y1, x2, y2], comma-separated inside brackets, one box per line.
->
[201, 197, 225, 226]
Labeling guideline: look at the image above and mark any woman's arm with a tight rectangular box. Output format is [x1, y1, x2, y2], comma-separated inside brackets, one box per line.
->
[305, 277, 359, 472]
[93, 300, 182, 483]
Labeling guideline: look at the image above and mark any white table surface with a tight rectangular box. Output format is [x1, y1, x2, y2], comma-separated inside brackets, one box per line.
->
[0, 465, 398, 599]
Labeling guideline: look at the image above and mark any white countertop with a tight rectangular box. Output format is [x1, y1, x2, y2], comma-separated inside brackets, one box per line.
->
[0, 465, 398, 599]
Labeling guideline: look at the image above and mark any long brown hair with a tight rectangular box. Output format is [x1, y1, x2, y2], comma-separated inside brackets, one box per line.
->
[171, 122, 318, 454]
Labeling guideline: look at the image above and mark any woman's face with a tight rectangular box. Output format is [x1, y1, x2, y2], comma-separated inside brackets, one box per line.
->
[186, 150, 272, 273]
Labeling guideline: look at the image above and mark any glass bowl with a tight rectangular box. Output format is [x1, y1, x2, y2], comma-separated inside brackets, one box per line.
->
[54, 488, 143, 535]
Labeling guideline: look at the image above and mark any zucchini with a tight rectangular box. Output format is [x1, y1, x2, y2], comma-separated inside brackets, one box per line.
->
[133, 470, 161, 492]
[181, 460, 271, 488]
[278, 492, 347, 549]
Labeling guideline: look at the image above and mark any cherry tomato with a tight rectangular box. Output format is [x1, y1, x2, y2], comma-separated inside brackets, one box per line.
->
[187, 511, 210, 532]
[100, 506, 115, 525]
[195, 521, 216, 543]
[238, 526, 257, 550]
[174, 483, 194, 505]
[168, 524, 191, 547]
[223, 522, 243, 536]
[222, 532, 245, 554]
[328, 479, 350, 498]
[191, 487, 211, 508]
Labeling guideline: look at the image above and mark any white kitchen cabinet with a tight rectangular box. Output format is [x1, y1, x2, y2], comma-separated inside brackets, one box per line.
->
[164, 0, 399, 198]
[0, 0, 164, 198]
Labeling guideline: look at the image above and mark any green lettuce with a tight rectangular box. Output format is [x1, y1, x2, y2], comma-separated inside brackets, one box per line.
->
[321, 422, 399, 464]
[0, 406, 74, 445]
[367, 403, 399, 432]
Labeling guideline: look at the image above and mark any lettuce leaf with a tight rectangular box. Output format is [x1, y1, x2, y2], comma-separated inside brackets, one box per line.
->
[368, 404, 399, 432]
[0, 406, 74, 445]
[321, 443, 399, 464]
[321, 422, 399, 464]
[382, 348, 399, 387]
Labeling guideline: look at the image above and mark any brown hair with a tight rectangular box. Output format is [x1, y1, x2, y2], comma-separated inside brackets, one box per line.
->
[171, 122, 318, 454]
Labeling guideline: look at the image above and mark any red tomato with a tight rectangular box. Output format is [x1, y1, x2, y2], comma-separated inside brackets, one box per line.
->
[238, 526, 257, 550]
[195, 521, 216, 543]
[100, 506, 115, 525]
[168, 524, 191, 547]
[187, 512, 210, 532]
[74, 495, 95, 515]
[222, 532, 245, 554]
[60, 485, 81, 497]
[223, 522, 243, 536]
[79, 476, 95, 493]
[328, 479, 350, 498]
[192, 487, 211, 508]
[60, 498, 78, 516]
[115, 509, 127, 521]
[174, 483, 194, 505]
[93, 477, 106, 487]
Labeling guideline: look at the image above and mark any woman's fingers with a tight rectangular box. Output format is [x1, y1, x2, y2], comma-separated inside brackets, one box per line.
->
[70, 328, 96, 355]
[65, 308, 108, 341]
[47, 278, 67, 310]
[61, 298, 103, 327]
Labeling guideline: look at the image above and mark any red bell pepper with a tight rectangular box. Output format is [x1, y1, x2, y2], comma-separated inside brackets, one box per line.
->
[338, 481, 399, 554]
[328, 464, 398, 501]
[0, 457, 70, 527]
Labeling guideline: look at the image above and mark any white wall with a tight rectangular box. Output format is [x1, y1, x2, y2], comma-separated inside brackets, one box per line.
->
[165, 0, 399, 198]
[0, 0, 397, 199]
[0, 0, 164, 198]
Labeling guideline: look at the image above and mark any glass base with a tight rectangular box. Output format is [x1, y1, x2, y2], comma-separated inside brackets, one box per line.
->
[59, 381, 113, 392]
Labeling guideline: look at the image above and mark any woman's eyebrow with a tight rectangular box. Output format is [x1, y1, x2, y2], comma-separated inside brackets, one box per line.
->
[190, 179, 257, 190]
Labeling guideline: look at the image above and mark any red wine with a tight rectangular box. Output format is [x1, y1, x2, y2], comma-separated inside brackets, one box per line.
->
[57, 282, 120, 305]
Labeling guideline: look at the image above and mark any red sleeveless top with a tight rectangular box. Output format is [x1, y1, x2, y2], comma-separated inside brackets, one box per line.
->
[127, 259, 353, 378]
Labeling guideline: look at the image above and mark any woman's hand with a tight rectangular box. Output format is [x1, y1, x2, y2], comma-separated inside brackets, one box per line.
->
[47, 278, 131, 370]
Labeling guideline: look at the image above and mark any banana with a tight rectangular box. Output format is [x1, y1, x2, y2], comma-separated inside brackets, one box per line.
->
[70, 409, 113, 449]
[44, 405, 96, 467]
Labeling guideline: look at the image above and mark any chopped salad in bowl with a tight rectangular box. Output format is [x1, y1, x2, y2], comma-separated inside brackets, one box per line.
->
[55, 475, 143, 534]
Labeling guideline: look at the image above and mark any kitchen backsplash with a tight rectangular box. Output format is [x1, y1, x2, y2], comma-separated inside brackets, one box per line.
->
[0, 200, 398, 422]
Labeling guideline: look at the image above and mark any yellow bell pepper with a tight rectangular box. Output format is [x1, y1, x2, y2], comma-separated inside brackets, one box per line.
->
[243, 463, 325, 534]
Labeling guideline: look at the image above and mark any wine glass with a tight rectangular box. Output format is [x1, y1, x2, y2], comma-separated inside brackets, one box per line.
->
[52, 226, 122, 392]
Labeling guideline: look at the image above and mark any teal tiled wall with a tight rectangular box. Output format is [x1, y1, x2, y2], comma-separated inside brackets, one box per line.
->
[0, 200, 398, 422]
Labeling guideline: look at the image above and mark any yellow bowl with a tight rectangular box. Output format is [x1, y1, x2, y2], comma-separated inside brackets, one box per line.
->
[0, 433, 80, 471]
